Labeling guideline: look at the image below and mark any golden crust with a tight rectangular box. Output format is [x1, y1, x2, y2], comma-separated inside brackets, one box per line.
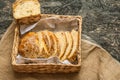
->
[17, 14, 41, 24]
[68, 30, 79, 61]
[18, 32, 39, 58]
[42, 31, 52, 53]
[61, 31, 73, 61]
[37, 31, 49, 58]
[55, 32, 67, 59]
[49, 31, 58, 57]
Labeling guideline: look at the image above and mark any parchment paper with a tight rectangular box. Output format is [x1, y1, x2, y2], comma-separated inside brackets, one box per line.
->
[20, 16, 79, 34]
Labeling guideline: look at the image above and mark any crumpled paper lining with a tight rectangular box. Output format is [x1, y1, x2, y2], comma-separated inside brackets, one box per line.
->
[16, 55, 71, 64]
[17, 16, 79, 64]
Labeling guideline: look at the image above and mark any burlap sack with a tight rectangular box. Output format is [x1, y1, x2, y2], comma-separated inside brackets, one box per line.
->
[0, 22, 120, 80]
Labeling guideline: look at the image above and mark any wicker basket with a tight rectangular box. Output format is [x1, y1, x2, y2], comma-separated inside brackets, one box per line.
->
[12, 14, 82, 73]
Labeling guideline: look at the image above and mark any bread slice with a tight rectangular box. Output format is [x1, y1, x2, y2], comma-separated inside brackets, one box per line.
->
[41, 31, 55, 57]
[13, 0, 40, 19]
[61, 31, 73, 61]
[42, 31, 52, 52]
[49, 31, 58, 57]
[37, 31, 49, 58]
[68, 30, 79, 62]
[55, 32, 67, 59]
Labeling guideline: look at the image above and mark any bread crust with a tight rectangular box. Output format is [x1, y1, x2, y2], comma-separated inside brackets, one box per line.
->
[42, 31, 52, 52]
[68, 30, 79, 61]
[55, 32, 67, 59]
[37, 31, 49, 58]
[17, 15, 41, 24]
[61, 31, 73, 61]
[48, 31, 58, 57]
[18, 32, 40, 58]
